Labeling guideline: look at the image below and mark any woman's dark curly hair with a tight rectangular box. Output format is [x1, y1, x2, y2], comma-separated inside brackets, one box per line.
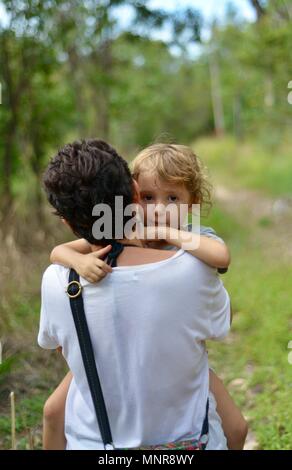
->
[43, 139, 134, 245]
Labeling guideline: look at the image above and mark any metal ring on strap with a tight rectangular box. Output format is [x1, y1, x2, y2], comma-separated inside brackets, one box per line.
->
[66, 280, 82, 299]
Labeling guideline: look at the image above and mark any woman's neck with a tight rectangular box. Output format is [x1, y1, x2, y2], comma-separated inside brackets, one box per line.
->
[116, 238, 145, 248]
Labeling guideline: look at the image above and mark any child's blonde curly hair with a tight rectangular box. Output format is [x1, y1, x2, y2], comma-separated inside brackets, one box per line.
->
[131, 143, 213, 215]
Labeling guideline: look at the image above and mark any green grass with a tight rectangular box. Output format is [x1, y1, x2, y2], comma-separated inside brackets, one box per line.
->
[0, 281, 66, 450]
[205, 203, 292, 450]
[195, 135, 292, 197]
[0, 392, 51, 450]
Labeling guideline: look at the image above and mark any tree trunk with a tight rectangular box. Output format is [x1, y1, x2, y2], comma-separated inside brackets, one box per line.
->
[233, 94, 243, 141]
[94, 38, 112, 141]
[67, 46, 88, 137]
[1, 126, 14, 215]
[209, 52, 225, 137]
[0, 34, 18, 221]
[250, 0, 266, 21]
[264, 74, 275, 108]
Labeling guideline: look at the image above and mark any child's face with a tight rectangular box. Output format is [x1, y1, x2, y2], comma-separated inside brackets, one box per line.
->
[137, 171, 193, 229]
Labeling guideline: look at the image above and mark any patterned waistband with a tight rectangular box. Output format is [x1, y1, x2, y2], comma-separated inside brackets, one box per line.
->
[121, 433, 209, 451]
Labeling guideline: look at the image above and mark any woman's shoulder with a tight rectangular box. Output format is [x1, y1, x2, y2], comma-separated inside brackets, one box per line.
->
[42, 263, 71, 294]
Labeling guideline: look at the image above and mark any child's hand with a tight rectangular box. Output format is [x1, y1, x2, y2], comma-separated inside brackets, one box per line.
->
[73, 245, 113, 283]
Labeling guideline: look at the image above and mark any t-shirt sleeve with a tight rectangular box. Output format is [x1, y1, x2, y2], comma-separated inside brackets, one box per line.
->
[38, 269, 60, 350]
[207, 274, 231, 341]
[187, 224, 228, 274]
[188, 224, 225, 244]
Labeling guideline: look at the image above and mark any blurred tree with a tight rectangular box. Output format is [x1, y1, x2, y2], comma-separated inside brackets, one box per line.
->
[0, 1, 73, 224]
[0, 29, 23, 215]
[0, 0, 203, 223]
[207, 22, 226, 137]
[249, 0, 267, 21]
[0, 0, 291, 231]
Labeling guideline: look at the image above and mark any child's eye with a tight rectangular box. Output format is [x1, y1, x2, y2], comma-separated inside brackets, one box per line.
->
[168, 195, 178, 202]
[143, 195, 153, 202]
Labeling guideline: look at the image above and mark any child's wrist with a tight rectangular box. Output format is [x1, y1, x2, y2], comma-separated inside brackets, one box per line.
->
[71, 253, 84, 271]
[165, 227, 181, 246]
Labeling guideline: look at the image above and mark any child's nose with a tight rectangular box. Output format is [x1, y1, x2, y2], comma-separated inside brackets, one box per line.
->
[154, 203, 166, 216]
[154, 204, 167, 225]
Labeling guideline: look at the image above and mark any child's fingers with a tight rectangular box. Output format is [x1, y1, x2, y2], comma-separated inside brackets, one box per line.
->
[84, 265, 108, 279]
[101, 263, 113, 273]
[87, 271, 106, 283]
[95, 259, 113, 273]
[93, 244, 112, 259]
[85, 275, 97, 283]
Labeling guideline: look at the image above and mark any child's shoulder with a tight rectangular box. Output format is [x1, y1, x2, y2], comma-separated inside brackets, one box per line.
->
[187, 224, 225, 244]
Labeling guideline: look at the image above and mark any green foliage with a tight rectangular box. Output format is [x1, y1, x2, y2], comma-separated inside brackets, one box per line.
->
[0, 356, 17, 385]
[0, 392, 49, 449]
[0, 0, 291, 209]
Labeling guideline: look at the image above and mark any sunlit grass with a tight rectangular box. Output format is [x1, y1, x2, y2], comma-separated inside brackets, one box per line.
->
[195, 135, 292, 197]
[205, 204, 292, 450]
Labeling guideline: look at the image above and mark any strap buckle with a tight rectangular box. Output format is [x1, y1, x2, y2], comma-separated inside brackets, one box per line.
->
[66, 280, 82, 299]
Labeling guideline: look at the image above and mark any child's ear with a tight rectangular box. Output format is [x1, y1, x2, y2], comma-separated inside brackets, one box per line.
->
[132, 178, 141, 204]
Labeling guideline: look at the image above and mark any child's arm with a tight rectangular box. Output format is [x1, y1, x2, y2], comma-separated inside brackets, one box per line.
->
[50, 239, 113, 283]
[164, 227, 230, 269]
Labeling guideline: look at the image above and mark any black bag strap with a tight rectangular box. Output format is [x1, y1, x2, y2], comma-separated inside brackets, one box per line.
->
[200, 399, 209, 449]
[67, 268, 114, 449]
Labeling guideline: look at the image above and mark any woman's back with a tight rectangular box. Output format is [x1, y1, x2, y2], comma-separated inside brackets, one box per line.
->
[38, 248, 230, 449]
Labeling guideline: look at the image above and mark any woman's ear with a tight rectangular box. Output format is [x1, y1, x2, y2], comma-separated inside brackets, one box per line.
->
[61, 217, 70, 228]
[132, 178, 141, 204]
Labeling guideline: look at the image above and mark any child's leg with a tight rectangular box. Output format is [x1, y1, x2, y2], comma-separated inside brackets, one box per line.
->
[43, 371, 73, 450]
[209, 369, 248, 450]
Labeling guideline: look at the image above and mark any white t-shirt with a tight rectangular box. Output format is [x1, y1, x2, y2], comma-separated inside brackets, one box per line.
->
[38, 248, 230, 450]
